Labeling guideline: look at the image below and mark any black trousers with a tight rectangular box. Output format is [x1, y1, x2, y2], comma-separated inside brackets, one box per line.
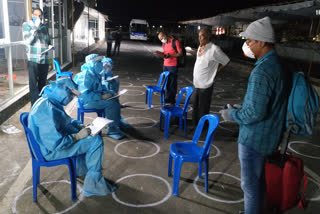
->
[106, 42, 112, 57]
[113, 42, 121, 55]
[27, 61, 49, 106]
[192, 84, 214, 128]
[163, 66, 178, 104]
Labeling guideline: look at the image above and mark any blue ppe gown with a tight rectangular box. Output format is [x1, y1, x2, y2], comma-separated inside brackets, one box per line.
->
[28, 79, 116, 197]
[75, 60, 124, 140]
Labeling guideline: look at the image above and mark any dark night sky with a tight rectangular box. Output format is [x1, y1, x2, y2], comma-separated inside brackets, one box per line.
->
[96, 0, 300, 26]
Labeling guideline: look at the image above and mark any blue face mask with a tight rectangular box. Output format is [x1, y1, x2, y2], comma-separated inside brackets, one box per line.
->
[32, 17, 37, 23]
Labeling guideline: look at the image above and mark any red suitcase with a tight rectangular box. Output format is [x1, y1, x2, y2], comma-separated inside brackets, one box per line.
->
[265, 124, 308, 212]
[265, 152, 307, 212]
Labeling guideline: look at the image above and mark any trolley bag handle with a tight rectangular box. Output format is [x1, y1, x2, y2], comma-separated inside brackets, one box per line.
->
[280, 113, 294, 155]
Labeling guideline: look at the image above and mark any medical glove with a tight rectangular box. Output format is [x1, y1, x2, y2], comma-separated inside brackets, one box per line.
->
[72, 128, 91, 141]
[219, 104, 233, 121]
[101, 93, 112, 100]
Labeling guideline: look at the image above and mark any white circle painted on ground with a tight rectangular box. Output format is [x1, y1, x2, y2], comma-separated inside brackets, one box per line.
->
[137, 77, 157, 82]
[124, 117, 157, 128]
[288, 141, 320, 159]
[142, 83, 162, 88]
[123, 89, 145, 96]
[210, 110, 220, 114]
[120, 82, 133, 87]
[12, 180, 84, 214]
[119, 76, 131, 80]
[193, 172, 243, 203]
[114, 140, 160, 159]
[218, 124, 234, 133]
[112, 174, 172, 207]
[122, 102, 150, 111]
[214, 88, 225, 93]
[215, 94, 241, 100]
[307, 177, 320, 201]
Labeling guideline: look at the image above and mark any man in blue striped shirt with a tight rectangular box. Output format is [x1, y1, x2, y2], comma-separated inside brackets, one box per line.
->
[22, 8, 51, 105]
[219, 17, 287, 214]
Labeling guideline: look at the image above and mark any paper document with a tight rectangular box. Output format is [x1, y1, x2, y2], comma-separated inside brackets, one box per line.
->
[106, 89, 128, 100]
[87, 117, 113, 136]
[106, 75, 119, 81]
[39, 45, 54, 55]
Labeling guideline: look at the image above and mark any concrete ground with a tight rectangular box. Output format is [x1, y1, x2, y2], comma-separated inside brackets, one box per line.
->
[0, 40, 320, 214]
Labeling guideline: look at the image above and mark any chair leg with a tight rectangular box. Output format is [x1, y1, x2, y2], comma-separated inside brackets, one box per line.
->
[69, 158, 77, 200]
[164, 114, 171, 139]
[173, 158, 183, 196]
[160, 92, 165, 106]
[159, 112, 163, 130]
[168, 154, 173, 176]
[184, 115, 187, 137]
[145, 90, 148, 104]
[32, 164, 39, 202]
[198, 162, 202, 179]
[148, 91, 153, 109]
[77, 109, 80, 121]
[205, 158, 209, 193]
[80, 113, 84, 124]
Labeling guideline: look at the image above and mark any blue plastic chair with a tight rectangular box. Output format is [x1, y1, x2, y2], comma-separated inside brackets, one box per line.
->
[159, 86, 194, 139]
[168, 114, 220, 196]
[20, 112, 77, 202]
[77, 98, 105, 124]
[53, 58, 73, 80]
[145, 71, 170, 108]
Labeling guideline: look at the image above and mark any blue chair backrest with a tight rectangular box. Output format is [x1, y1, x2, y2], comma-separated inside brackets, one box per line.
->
[53, 58, 62, 74]
[192, 114, 220, 160]
[157, 71, 170, 90]
[20, 112, 46, 162]
[175, 86, 194, 113]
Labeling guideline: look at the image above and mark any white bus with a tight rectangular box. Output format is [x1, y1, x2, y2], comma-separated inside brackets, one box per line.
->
[129, 19, 149, 41]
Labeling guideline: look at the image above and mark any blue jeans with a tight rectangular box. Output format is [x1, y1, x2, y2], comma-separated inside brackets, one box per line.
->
[163, 66, 177, 104]
[238, 143, 265, 214]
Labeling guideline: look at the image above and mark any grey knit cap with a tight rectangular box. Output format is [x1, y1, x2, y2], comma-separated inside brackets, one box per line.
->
[239, 17, 275, 43]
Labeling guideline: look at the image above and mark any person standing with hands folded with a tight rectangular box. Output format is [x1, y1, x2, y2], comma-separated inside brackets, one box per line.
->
[22, 8, 52, 106]
[191, 28, 230, 129]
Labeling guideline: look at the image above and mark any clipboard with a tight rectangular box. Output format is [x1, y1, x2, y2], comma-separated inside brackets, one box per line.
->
[106, 89, 128, 100]
[86, 117, 113, 136]
[39, 45, 54, 55]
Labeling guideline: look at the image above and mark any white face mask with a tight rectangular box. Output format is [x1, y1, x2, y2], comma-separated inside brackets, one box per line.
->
[161, 39, 167, 43]
[242, 42, 255, 59]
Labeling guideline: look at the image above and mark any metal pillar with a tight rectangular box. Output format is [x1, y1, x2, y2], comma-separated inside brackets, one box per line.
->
[3, 0, 14, 96]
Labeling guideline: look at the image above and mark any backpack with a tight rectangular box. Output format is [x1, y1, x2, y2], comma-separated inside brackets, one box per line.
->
[163, 38, 186, 67]
[286, 71, 319, 136]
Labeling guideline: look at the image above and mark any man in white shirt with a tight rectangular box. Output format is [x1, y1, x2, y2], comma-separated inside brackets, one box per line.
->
[192, 28, 230, 128]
